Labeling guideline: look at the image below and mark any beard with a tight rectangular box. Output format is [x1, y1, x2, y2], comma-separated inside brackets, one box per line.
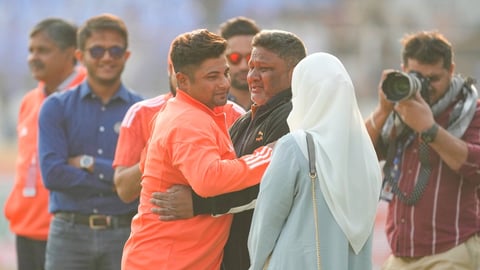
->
[230, 72, 249, 91]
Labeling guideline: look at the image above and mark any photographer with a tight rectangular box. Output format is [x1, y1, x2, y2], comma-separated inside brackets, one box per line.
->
[366, 30, 480, 269]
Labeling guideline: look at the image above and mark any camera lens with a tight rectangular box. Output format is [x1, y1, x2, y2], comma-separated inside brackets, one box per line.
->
[382, 71, 421, 102]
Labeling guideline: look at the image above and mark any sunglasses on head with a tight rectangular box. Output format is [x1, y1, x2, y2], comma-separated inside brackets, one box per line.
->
[87, 46, 126, 59]
[226, 52, 251, 65]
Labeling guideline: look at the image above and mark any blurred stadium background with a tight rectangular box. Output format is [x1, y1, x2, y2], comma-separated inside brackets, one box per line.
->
[0, 1, 479, 269]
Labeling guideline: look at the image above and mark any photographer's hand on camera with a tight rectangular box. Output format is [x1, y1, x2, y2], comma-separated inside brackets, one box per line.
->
[366, 70, 397, 140]
[394, 90, 435, 134]
[392, 90, 468, 171]
[378, 69, 396, 112]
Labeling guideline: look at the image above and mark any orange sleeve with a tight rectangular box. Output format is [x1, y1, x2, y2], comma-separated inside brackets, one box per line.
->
[172, 123, 271, 197]
[113, 105, 150, 168]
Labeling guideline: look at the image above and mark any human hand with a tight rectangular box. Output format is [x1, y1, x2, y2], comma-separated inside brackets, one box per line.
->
[150, 185, 194, 221]
[394, 91, 435, 133]
[377, 69, 396, 114]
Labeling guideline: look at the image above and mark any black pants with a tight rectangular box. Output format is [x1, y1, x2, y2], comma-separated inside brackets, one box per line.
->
[222, 210, 254, 270]
[16, 235, 46, 270]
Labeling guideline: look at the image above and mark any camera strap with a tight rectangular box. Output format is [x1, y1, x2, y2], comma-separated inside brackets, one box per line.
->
[380, 75, 477, 205]
[380, 125, 431, 205]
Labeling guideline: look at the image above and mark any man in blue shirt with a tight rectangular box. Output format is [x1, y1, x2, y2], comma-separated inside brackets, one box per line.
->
[38, 13, 143, 270]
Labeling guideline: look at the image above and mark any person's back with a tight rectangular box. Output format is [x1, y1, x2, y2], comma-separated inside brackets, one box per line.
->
[248, 52, 382, 270]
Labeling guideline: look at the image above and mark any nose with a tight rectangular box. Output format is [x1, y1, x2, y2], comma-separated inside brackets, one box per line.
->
[238, 58, 249, 69]
[247, 68, 259, 82]
[100, 51, 114, 60]
[28, 50, 38, 62]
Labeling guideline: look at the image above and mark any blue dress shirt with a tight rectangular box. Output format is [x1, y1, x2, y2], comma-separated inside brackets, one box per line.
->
[39, 81, 143, 215]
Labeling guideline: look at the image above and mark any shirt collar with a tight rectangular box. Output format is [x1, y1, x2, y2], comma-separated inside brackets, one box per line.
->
[40, 66, 84, 96]
[79, 80, 132, 103]
[56, 67, 81, 92]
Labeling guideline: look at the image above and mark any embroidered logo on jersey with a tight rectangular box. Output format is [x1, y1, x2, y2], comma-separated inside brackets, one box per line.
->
[255, 131, 264, 142]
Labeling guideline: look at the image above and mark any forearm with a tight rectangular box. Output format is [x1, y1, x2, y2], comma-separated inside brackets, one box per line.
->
[192, 184, 259, 216]
[428, 126, 468, 171]
[114, 164, 142, 203]
[181, 146, 271, 197]
[366, 107, 391, 145]
[41, 163, 113, 195]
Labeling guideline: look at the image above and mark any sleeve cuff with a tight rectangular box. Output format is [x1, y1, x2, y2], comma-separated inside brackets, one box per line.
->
[192, 192, 213, 215]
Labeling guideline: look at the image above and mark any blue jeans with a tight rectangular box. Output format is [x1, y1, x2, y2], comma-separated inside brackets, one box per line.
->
[45, 216, 130, 270]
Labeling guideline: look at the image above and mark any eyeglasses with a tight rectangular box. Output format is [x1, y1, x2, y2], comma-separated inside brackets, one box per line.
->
[87, 46, 126, 59]
[226, 52, 251, 65]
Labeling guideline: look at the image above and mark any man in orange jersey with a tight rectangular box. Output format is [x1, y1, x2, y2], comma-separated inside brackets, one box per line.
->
[4, 18, 86, 270]
[121, 29, 271, 270]
[113, 52, 245, 203]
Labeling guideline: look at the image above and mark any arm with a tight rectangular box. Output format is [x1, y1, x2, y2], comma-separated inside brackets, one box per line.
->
[112, 101, 153, 202]
[114, 164, 142, 203]
[149, 141, 272, 220]
[38, 96, 112, 196]
[150, 184, 258, 220]
[151, 106, 289, 219]
[172, 128, 272, 197]
[395, 91, 478, 173]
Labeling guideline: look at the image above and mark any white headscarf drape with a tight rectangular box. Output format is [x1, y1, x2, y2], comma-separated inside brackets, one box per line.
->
[287, 52, 382, 254]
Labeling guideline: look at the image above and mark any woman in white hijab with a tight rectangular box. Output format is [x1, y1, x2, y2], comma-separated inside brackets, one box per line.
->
[248, 52, 382, 270]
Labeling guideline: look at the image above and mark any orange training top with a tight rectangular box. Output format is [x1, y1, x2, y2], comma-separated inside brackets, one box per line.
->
[121, 90, 270, 270]
[113, 93, 244, 168]
[113, 93, 245, 168]
[113, 93, 174, 168]
[4, 66, 86, 240]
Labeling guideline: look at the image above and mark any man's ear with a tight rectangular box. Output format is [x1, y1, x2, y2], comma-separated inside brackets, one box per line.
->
[176, 72, 189, 91]
[75, 49, 84, 65]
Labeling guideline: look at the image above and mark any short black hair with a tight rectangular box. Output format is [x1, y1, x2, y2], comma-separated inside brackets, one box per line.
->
[170, 29, 227, 80]
[30, 18, 77, 50]
[219, 16, 260, 40]
[252, 30, 307, 69]
[401, 30, 453, 70]
[77, 13, 128, 51]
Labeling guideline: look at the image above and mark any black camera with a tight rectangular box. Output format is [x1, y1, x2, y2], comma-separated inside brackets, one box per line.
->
[381, 71, 430, 102]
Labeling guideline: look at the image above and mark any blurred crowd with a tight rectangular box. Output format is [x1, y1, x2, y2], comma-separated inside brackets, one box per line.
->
[1, 0, 480, 143]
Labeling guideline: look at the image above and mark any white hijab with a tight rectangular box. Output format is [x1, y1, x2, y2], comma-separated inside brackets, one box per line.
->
[287, 52, 382, 254]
